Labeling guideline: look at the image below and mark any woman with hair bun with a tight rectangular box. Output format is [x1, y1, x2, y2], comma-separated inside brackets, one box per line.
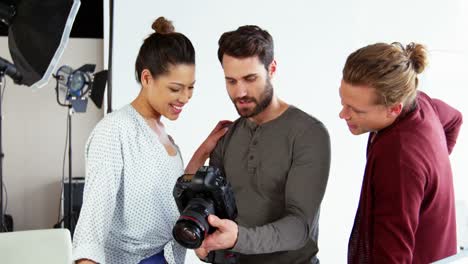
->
[72, 17, 230, 264]
[339, 42, 463, 264]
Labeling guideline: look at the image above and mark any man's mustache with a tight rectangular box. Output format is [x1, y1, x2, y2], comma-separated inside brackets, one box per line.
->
[234, 96, 257, 104]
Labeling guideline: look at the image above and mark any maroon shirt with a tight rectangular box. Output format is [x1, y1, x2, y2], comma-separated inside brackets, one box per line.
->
[348, 92, 463, 264]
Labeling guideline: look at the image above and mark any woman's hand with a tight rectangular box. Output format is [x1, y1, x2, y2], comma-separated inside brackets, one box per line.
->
[200, 120, 232, 155]
[185, 120, 232, 174]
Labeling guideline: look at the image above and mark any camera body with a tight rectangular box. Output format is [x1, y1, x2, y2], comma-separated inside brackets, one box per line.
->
[172, 166, 237, 249]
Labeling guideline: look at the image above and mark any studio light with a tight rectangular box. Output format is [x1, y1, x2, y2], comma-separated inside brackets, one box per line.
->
[1, 0, 81, 88]
[0, 56, 21, 84]
[52, 63, 107, 235]
[0, 0, 81, 233]
[55, 64, 94, 113]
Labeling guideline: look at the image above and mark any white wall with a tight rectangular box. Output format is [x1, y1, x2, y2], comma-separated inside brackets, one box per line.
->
[0, 38, 104, 230]
[110, 1, 468, 263]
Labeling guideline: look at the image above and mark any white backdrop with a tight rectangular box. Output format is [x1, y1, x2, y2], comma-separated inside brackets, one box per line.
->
[108, 1, 468, 262]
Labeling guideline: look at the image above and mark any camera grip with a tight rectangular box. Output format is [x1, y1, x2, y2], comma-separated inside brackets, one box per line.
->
[200, 250, 239, 264]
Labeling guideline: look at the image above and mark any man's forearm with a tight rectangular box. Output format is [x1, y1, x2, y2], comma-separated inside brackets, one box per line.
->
[233, 214, 310, 254]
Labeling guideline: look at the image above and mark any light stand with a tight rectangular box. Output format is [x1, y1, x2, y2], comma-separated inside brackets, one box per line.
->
[0, 4, 21, 231]
[53, 64, 96, 236]
[0, 73, 6, 232]
[53, 96, 77, 236]
[66, 105, 74, 235]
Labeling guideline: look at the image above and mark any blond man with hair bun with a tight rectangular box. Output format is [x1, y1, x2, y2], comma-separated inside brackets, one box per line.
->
[340, 42, 462, 264]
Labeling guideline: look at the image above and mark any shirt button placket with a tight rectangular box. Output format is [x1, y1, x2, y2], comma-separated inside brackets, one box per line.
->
[247, 127, 259, 172]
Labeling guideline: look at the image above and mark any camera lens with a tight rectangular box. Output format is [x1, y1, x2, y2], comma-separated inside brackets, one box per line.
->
[173, 220, 204, 248]
[172, 198, 215, 248]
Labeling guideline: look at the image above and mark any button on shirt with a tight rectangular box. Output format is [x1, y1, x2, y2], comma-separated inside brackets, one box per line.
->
[73, 105, 186, 264]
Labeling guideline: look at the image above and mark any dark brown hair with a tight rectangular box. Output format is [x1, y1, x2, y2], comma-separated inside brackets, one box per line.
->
[135, 17, 195, 83]
[342, 42, 428, 108]
[217, 25, 274, 70]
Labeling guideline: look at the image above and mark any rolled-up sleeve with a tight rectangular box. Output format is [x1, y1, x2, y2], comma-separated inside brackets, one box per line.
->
[72, 125, 123, 263]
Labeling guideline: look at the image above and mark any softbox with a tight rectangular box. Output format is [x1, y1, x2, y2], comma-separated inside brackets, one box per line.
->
[5, 0, 81, 88]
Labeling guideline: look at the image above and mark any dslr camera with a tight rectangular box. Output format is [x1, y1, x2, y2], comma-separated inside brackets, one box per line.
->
[172, 166, 238, 249]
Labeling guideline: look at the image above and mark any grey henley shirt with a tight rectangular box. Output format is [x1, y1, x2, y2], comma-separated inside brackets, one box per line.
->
[209, 105, 331, 264]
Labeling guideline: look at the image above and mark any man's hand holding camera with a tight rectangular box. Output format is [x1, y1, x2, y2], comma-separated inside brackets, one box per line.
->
[195, 215, 238, 259]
